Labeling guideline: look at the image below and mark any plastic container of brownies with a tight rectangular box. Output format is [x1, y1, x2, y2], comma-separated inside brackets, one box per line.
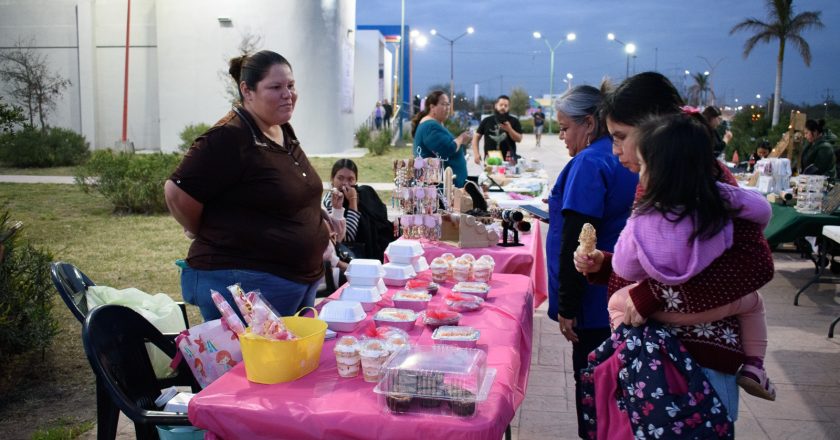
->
[372, 345, 496, 417]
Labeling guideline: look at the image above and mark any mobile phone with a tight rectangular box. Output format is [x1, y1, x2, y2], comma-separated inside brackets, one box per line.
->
[521, 205, 549, 222]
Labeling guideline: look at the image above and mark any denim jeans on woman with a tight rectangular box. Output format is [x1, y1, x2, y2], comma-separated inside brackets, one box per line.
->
[180, 266, 318, 321]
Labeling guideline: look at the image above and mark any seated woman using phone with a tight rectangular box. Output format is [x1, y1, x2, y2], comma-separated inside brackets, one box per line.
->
[322, 159, 394, 262]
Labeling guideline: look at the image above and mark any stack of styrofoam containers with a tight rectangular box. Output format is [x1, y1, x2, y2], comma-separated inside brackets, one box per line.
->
[383, 241, 423, 287]
[343, 259, 386, 311]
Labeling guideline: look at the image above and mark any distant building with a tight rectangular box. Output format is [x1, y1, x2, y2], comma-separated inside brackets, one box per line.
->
[0, 0, 394, 154]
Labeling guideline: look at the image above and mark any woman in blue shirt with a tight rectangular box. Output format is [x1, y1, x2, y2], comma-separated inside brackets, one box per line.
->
[546, 85, 638, 439]
[411, 91, 472, 188]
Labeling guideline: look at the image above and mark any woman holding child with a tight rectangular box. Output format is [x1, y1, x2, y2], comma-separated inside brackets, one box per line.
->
[571, 72, 776, 437]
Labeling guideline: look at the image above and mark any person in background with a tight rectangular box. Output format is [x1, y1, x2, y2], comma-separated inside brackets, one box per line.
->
[374, 101, 383, 130]
[800, 118, 836, 178]
[575, 71, 775, 424]
[532, 105, 546, 147]
[412, 91, 472, 188]
[382, 99, 393, 130]
[165, 50, 327, 320]
[547, 85, 638, 439]
[748, 139, 771, 172]
[471, 95, 523, 163]
[702, 105, 733, 159]
[323, 159, 395, 261]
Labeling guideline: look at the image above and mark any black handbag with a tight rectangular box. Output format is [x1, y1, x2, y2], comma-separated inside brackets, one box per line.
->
[335, 242, 365, 263]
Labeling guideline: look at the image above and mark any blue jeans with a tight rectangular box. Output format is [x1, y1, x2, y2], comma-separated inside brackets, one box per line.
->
[702, 367, 739, 421]
[180, 266, 318, 322]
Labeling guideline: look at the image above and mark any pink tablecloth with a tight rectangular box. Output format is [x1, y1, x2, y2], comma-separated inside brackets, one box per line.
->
[189, 273, 534, 440]
[417, 220, 547, 307]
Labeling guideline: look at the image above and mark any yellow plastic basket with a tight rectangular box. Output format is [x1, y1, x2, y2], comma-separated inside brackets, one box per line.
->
[239, 308, 327, 384]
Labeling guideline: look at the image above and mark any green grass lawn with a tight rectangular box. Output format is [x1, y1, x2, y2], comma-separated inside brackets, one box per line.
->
[0, 145, 412, 436]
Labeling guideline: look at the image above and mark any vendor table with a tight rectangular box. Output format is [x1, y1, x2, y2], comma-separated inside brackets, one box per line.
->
[189, 273, 534, 440]
[416, 221, 547, 307]
[764, 204, 840, 248]
[487, 191, 546, 209]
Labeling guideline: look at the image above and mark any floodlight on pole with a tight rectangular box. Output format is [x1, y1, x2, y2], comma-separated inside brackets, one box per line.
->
[533, 31, 576, 133]
[607, 33, 636, 78]
[430, 26, 475, 115]
[408, 30, 428, 116]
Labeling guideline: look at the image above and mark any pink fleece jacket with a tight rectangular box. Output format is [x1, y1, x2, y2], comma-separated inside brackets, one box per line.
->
[613, 182, 771, 284]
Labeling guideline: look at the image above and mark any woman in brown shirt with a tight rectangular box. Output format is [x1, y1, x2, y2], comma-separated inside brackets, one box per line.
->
[165, 50, 328, 320]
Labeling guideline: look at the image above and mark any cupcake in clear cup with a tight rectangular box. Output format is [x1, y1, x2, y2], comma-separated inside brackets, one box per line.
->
[452, 259, 471, 282]
[333, 335, 361, 378]
[430, 257, 449, 283]
[360, 339, 391, 383]
[460, 253, 476, 264]
[385, 333, 410, 354]
[472, 260, 493, 283]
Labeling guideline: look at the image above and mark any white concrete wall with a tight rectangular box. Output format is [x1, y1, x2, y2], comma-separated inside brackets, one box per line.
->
[0, 0, 82, 132]
[156, 0, 356, 153]
[1, 0, 360, 153]
[95, 0, 159, 150]
[353, 29, 384, 130]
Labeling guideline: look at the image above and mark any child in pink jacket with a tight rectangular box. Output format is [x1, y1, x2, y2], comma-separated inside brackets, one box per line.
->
[608, 113, 776, 401]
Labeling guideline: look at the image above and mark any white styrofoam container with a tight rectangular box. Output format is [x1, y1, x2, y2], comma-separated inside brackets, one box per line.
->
[411, 256, 429, 273]
[341, 285, 383, 311]
[321, 300, 367, 332]
[383, 262, 416, 279]
[346, 259, 386, 278]
[386, 240, 424, 258]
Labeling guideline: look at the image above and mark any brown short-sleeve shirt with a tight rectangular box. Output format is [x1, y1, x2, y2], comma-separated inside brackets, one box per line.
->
[170, 107, 328, 284]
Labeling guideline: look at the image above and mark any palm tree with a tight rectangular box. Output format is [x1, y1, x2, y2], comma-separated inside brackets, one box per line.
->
[687, 73, 714, 107]
[730, 0, 824, 126]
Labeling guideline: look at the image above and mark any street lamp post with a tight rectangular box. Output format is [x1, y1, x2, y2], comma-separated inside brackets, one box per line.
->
[532, 31, 576, 133]
[409, 30, 428, 117]
[430, 26, 474, 115]
[607, 33, 636, 78]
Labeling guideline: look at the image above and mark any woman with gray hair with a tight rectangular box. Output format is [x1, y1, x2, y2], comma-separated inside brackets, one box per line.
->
[545, 85, 638, 439]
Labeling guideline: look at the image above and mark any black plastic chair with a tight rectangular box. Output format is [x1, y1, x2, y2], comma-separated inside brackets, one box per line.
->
[83, 305, 199, 440]
[49, 262, 195, 439]
[50, 262, 190, 327]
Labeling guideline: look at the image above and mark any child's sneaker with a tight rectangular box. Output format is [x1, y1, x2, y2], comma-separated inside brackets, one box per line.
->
[737, 363, 776, 401]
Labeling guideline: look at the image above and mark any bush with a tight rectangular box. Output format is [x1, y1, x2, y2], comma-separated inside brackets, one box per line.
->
[74, 150, 182, 214]
[355, 124, 371, 150]
[366, 129, 391, 156]
[0, 207, 57, 359]
[178, 123, 211, 152]
[0, 126, 89, 167]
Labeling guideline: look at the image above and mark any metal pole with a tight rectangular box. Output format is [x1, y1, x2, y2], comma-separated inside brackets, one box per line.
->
[121, 0, 131, 143]
[449, 40, 454, 115]
[398, 1, 405, 143]
[548, 44, 555, 134]
[625, 54, 629, 78]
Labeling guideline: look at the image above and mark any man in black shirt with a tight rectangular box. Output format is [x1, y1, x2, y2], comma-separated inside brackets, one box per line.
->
[382, 99, 393, 130]
[471, 95, 523, 164]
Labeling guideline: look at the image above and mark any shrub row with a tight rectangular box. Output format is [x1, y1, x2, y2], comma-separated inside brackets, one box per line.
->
[0, 126, 89, 167]
[75, 150, 182, 214]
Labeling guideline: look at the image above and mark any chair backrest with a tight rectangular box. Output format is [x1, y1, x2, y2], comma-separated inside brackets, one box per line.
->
[50, 262, 96, 323]
[82, 304, 191, 425]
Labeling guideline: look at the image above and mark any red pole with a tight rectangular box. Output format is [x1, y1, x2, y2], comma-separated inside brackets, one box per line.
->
[121, 0, 131, 143]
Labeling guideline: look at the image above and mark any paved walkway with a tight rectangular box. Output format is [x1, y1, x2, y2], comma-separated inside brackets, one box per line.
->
[14, 133, 840, 439]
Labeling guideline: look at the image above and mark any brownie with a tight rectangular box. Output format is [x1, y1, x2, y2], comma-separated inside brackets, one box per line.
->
[445, 385, 476, 416]
[386, 393, 412, 413]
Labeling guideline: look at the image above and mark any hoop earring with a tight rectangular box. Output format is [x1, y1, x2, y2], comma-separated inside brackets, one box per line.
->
[586, 135, 591, 147]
